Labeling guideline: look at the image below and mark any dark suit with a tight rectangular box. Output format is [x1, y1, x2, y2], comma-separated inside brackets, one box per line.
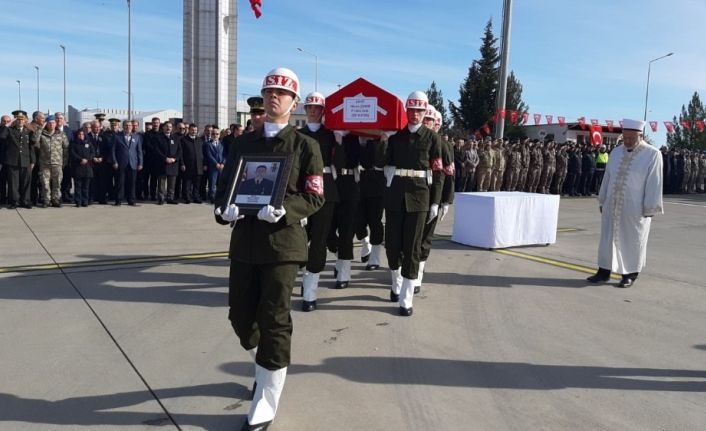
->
[239, 177, 274, 195]
[180, 135, 205, 202]
[0, 125, 34, 206]
[70, 139, 95, 204]
[59, 125, 73, 201]
[112, 133, 143, 203]
[153, 133, 182, 201]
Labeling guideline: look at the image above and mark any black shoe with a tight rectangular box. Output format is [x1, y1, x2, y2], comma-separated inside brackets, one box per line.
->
[114, 201, 122, 206]
[184, 200, 191, 204]
[167, 200, 178, 205]
[399, 307, 413, 317]
[414, 285, 420, 294]
[334, 281, 349, 289]
[51, 201, 61, 208]
[365, 264, 380, 271]
[82, 202, 88, 207]
[99, 201, 107, 205]
[586, 268, 611, 283]
[390, 291, 399, 302]
[38, 202, 47, 208]
[8, 204, 17, 209]
[193, 199, 202, 204]
[75, 203, 80, 208]
[617, 276, 635, 288]
[361, 254, 370, 263]
[302, 300, 317, 312]
[240, 420, 271, 431]
[128, 201, 137, 206]
[157, 200, 164, 205]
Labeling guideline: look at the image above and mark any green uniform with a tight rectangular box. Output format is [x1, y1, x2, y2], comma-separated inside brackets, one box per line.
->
[420, 136, 454, 262]
[355, 137, 387, 247]
[0, 125, 34, 207]
[34, 128, 69, 204]
[384, 125, 443, 279]
[215, 125, 324, 370]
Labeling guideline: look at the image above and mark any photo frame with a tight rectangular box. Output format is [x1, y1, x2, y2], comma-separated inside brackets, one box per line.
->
[223, 153, 293, 216]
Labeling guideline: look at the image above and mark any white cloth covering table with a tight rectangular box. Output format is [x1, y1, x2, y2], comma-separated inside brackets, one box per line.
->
[451, 192, 560, 249]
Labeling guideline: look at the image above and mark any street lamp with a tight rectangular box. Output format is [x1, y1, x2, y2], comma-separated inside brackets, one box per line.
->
[643, 52, 673, 122]
[127, 0, 132, 120]
[34, 66, 39, 112]
[60, 44, 66, 120]
[296, 47, 318, 92]
[16, 80, 21, 109]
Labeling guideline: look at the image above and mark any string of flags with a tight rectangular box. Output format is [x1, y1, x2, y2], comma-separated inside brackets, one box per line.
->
[479, 109, 705, 134]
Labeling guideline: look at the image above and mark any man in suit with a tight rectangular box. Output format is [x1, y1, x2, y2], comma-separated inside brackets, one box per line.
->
[153, 122, 182, 204]
[239, 165, 274, 195]
[0, 114, 12, 205]
[0, 110, 34, 208]
[87, 120, 106, 204]
[179, 123, 204, 203]
[112, 120, 143, 206]
[203, 127, 224, 202]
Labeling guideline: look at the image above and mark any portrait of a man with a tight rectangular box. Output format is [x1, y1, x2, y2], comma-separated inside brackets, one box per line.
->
[239, 164, 276, 195]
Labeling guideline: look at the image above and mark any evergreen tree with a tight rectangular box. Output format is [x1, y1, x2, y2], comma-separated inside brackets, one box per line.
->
[426, 81, 449, 134]
[503, 71, 530, 139]
[667, 91, 706, 150]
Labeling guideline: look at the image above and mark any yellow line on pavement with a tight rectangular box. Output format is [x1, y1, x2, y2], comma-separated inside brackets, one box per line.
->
[493, 249, 621, 279]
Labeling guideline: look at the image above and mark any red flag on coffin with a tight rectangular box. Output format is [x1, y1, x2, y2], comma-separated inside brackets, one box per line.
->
[590, 124, 603, 147]
[606, 120, 614, 132]
[664, 121, 674, 133]
[649, 121, 658, 132]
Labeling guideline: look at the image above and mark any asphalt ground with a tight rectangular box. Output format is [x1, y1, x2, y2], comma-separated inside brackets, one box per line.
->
[1, 194, 705, 430]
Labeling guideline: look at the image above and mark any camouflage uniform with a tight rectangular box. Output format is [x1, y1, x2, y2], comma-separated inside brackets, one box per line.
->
[506, 146, 522, 191]
[552, 147, 569, 194]
[526, 145, 543, 193]
[34, 128, 69, 205]
[518, 144, 530, 192]
[490, 144, 506, 191]
[476, 144, 494, 192]
[539, 144, 556, 194]
[682, 154, 691, 193]
[698, 154, 706, 193]
[689, 154, 699, 193]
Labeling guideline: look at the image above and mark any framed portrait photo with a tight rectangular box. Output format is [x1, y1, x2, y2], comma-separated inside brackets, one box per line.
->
[224, 153, 293, 215]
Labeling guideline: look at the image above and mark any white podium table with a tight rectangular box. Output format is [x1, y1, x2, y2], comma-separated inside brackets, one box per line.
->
[451, 192, 560, 249]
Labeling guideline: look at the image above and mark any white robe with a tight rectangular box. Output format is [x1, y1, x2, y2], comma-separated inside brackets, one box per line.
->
[597, 141, 663, 274]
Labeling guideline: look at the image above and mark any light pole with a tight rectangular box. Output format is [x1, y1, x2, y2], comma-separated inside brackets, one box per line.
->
[643, 52, 673, 122]
[16, 80, 21, 109]
[34, 66, 40, 112]
[494, 0, 513, 139]
[296, 47, 318, 92]
[60, 44, 66, 119]
[127, 0, 132, 120]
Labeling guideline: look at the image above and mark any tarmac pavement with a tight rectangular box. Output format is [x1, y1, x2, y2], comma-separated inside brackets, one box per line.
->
[1, 195, 705, 430]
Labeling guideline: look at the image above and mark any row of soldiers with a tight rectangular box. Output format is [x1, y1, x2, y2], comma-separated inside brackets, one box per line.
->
[662, 147, 706, 194]
[453, 138, 612, 196]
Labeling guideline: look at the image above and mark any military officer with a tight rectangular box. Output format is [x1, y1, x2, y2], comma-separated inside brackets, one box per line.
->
[490, 139, 506, 191]
[214, 67, 324, 431]
[298, 91, 346, 311]
[384, 91, 444, 316]
[519, 138, 531, 192]
[32, 115, 70, 207]
[527, 140, 543, 193]
[0, 110, 34, 208]
[552, 144, 569, 195]
[539, 141, 556, 194]
[247, 96, 267, 131]
[476, 140, 494, 192]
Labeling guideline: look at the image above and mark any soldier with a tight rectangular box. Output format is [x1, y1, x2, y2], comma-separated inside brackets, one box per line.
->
[32, 115, 70, 208]
[681, 151, 691, 193]
[99, 119, 120, 203]
[355, 133, 386, 271]
[689, 151, 699, 193]
[518, 138, 531, 192]
[490, 140, 506, 191]
[580, 146, 596, 195]
[414, 107, 454, 294]
[526, 140, 543, 193]
[26, 111, 45, 205]
[247, 96, 267, 130]
[506, 142, 522, 191]
[698, 152, 706, 193]
[565, 145, 582, 196]
[538, 141, 556, 194]
[214, 67, 324, 431]
[552, 144, 569, 195]
[0, 114, 11, 205]
[0, 110, 34, 208]
[475, 140, 494, 192]
[383, 91, 444, 316]
[298, 91, 346, 311]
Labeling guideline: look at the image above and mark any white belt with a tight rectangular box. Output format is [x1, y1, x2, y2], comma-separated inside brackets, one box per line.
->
[394, 169, 428, 178]
[323, 167, 332, 174]
[359, 166, 383, 171]
[339, 168, 355, 175]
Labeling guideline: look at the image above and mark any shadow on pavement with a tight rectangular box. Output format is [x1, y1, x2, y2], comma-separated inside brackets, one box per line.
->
[423, 271, 590, 289]
[0, 382, 248, 428]
[221, 357, 706, 392]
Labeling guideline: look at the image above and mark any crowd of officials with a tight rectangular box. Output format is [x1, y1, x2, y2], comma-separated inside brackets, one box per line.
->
[0, 109, 259, 209]
[451, 136, 706, 196]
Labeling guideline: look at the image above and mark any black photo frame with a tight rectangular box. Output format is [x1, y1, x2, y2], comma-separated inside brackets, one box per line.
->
[223, 153, 293, 216]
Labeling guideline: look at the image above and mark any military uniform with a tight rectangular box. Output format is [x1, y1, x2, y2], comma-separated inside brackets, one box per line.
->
[689, 155, 699, 193]
[552, 147, 569, 195]
[527, 145, 543, 193]
[356, 136, 387, 270]
[507, 146, 522, 191]
[490, 145, 506, 191]
[518, 143, 530, 192]
[539, 145, 556, 194]
[298, 122, 346, 310]
[384, 123, 443, 315]
[215, 124, 324, 370]
[698, 154, 706, 193]
[0, 117, 34, 208]
[476, 145, 494, 192]
[33, 128, 69, 206]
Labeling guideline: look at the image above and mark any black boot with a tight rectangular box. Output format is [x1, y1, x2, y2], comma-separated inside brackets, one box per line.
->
[586, 268, 611, 283]
[389, 290, 399, 302]
[302, 300, 316, 312]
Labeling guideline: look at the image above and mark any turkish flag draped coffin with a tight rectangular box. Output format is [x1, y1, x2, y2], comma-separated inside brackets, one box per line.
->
[324, 78, 407, 136]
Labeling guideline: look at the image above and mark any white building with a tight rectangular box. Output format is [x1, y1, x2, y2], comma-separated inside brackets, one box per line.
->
[521, 123, 623, 146]
[183, 0, 237, 128]
[67, 106, 182, 131]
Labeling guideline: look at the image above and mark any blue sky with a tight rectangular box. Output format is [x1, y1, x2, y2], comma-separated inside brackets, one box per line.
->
[2, 0, 704, 143]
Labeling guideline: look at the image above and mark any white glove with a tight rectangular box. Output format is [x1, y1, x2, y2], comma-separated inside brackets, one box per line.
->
[353, 166, 360, 183]
[215, 204, 240, 222]
[334, 130, 348, 145]
[427, 203, 439, 224]
[257, 205, 286, 223]
[438, 204, 450, 222]
[330, 164, 337, 181]
[300, 217, 308, 227]
[383, 165, 396, 187]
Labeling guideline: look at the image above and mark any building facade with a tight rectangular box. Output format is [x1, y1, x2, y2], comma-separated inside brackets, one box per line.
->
[183, 0, 237, 128]
[68, 105, 182, 132]
[521, 123, 623, 146]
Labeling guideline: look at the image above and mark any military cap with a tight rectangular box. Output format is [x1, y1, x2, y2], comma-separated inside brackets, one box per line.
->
[247, 96, 265, 113]
[12, 109, 28, 120]
[108, 118, 121, 124]
[94, 113, 106, 121]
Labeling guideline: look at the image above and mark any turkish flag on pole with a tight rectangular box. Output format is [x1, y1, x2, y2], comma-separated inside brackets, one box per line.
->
[606, 120, 614, 132]
[250, 0, 263, 18]
[545, 115, 553, 125]
[498, 109, 506, 121]
[557, 116, 566, 126]
[522, 112, 529, 125]
[664, 121, 674, 133]
[696, 120, 705, 132]
[578, 117, 586, 129]
[510, 111, 518, 123]
[482, 123, 491, 134]
[590, 124, 603, 147]
[533, 114, 541, 126]
[649, 121, 658, 132]
[681, 120, 691, 129]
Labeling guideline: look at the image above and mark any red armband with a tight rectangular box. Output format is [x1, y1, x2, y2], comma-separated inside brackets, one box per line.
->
[431, 157, 443, 172]
[305, 175, 324, 195]
[443, 163, 455, 176]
